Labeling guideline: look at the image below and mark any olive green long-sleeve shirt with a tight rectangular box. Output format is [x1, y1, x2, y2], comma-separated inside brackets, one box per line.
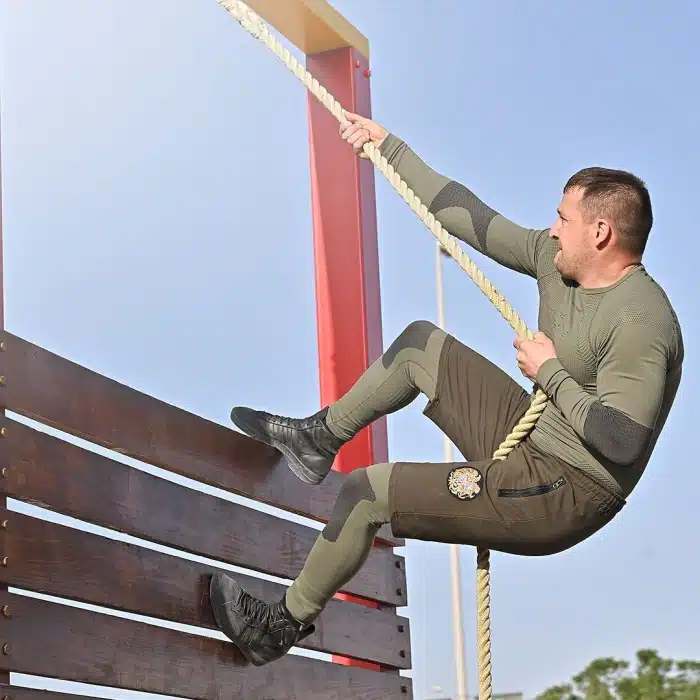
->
[380, 134, 683, 497]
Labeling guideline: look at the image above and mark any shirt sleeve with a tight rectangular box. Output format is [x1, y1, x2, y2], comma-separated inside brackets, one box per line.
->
[536, 322, 669, 466]
[379, 133, 549, 278]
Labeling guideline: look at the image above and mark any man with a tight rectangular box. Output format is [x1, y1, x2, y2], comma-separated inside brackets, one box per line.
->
[209, 113, 684, 667]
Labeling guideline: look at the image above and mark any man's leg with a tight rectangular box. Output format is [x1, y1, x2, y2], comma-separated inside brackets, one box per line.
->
[210, 445, 625, 666]
[323, 320, 447, 440]
[285, 462, 393, 623]
[209, 461, 394, 666]
[214, 328, 626, 665]
[230, 320, 447, 483]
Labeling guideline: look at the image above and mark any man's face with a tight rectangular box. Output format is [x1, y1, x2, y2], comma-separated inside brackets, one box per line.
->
[549, 187, 596, 282]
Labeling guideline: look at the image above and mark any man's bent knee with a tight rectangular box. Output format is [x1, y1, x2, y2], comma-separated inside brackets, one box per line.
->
[383, 320, 439, 368]
[322, 469, 377, 543]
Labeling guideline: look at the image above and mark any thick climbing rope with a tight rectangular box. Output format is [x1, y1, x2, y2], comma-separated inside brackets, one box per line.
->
[219, 2, 548, 697]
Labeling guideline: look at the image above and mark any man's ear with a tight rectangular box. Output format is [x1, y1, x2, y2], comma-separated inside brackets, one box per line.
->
[595, 219, 613, 249]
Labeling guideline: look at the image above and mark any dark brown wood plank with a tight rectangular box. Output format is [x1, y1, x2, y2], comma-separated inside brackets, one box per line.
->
[0, 686, 104, 700]
[0, 418, 407, 606]
[0, 510, 411, 668]
[0, 117, 8, 692]
[0, 592, 413, 699]
[0, 332, 400, 546]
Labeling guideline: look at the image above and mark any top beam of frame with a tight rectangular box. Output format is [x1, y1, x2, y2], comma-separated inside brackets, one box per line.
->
[244, 0, 369, 58]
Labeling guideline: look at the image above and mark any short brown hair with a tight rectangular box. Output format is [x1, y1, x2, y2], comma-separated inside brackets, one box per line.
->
[564, 167, 653, 256]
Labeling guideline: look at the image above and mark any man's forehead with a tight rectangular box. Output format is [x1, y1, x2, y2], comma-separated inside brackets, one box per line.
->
[560, 187, 584, 212]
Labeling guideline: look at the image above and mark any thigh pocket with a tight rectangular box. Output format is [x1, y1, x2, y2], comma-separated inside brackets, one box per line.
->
[498, 476, 566, 498]
[496, 476, 569, 523]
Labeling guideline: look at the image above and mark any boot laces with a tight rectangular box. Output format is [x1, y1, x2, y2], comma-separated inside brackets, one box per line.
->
[239, 592, 287, 631]
[264, 411, 320, 430]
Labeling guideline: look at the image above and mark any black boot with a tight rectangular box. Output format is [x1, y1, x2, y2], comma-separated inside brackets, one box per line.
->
[209, 573, 315, 667]
[230, 406, 345, 485]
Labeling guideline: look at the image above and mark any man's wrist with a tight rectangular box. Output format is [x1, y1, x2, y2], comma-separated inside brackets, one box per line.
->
[536, 357, 565, 392]
[378, 133, 405, 162]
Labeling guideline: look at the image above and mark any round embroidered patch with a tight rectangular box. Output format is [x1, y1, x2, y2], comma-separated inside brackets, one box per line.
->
[447, 466, 482, 500]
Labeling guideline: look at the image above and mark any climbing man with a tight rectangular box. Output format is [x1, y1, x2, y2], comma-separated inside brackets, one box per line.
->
[209, 113, 684, 666]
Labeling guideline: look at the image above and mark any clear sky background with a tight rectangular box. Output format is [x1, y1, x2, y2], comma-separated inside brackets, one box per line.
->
[1, 2, 698, 699]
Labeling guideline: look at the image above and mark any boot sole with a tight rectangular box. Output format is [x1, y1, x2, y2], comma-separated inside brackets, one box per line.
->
[272, 440, 324, 486]
[231, 411, 325, 486]
[209, 574, 269, 667]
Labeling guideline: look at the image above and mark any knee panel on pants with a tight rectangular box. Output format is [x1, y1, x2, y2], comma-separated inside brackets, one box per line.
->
[382, 320, 438, 368]
[322, 469, 376, 543]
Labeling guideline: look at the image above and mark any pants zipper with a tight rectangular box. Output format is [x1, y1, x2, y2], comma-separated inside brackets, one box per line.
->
[498, 476, 566, 498]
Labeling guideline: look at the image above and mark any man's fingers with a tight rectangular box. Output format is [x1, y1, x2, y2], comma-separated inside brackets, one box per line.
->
[348, 129, 369, 147]
[342, 113, 365, 132]
[341, 123, 365, 141]
[348, 129, 366, 144]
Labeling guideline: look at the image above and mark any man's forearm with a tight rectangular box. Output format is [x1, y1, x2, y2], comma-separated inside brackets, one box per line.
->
[537, 359, 652, 466]
[379, 134, 545, 277]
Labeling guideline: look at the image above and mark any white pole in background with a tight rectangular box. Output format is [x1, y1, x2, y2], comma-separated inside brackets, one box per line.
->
[435, 241, 469, 700]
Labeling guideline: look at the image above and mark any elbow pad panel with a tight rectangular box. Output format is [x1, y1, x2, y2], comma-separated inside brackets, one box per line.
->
[429, 181, 498, 250]
[584, 402, 652, 466]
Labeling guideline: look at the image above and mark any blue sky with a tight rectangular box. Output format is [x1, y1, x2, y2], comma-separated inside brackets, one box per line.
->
[1, 2, 698, 699]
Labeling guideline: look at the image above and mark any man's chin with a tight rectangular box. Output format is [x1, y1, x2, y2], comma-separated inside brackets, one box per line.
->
[554, 257, 573, 281]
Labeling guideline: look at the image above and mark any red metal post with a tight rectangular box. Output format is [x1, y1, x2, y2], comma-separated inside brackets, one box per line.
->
[306, 47, 387, 669]
[307, 47, 387, 469]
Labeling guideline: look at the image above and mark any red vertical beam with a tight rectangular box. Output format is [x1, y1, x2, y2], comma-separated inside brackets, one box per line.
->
[307, 46, 387, 470]
[306, 47, 388, 670]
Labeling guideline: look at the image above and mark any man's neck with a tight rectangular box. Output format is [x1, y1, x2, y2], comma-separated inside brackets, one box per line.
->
[577, 260, 642, 289]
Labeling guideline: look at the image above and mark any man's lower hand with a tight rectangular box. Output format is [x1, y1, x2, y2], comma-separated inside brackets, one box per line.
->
[514, 331, 557, 381]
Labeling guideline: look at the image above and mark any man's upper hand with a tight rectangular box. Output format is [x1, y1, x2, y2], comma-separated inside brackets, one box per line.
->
[514, 331, 557, 381]
[339, 112, 388, 159]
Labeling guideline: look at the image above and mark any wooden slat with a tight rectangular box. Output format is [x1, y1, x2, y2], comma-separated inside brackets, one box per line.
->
[0, 96, 9, 693]
[0, 418, 406, 606]
[0, 686, 104, 700]
[0, 511, 411, 668]
[0, 332, 400, 546]
[0, 592, 413, 699]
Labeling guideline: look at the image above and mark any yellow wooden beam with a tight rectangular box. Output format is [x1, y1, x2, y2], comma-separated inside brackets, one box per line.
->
[244, 0, 369, 59]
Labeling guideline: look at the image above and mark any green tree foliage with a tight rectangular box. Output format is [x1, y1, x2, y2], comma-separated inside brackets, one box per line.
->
[535, 650, 700, 700]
